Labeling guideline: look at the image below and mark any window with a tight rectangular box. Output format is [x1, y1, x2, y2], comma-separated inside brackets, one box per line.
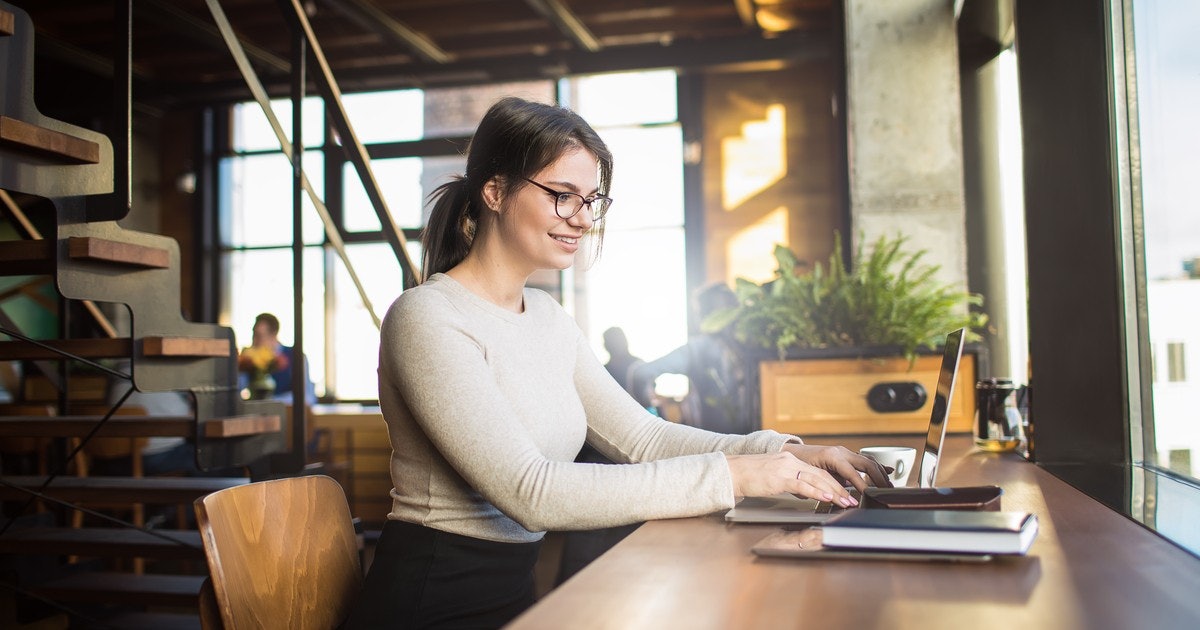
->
[219, 72, 687, 401]
[1130, 1, 1200, 480]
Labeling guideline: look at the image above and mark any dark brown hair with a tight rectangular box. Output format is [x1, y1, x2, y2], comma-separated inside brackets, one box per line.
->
[254, 312, 280, 335]
[420, 97, 613, 281]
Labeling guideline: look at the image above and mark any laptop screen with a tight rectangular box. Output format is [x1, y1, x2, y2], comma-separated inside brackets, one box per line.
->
[916, 328, 966, 488]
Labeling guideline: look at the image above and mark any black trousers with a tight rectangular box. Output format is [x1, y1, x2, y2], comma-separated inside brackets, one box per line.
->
[346, 519, 543, 630]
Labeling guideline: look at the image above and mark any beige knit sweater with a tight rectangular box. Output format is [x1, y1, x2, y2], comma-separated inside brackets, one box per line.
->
[378, 274, 799, 543]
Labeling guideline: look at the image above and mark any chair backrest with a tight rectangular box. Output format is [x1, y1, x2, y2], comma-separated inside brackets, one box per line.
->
[194, 475, 363, 630]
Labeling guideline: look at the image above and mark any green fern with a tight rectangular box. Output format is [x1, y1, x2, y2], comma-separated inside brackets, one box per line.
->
[703, 232, 987, 363]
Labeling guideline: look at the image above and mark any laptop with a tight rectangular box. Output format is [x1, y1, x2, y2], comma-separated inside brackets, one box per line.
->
[724, 328, 966, 524]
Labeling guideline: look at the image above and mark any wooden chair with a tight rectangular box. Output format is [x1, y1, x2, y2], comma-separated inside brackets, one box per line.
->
[194, 475, 363, 630]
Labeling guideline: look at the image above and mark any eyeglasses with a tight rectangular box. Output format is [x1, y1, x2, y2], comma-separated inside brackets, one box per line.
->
[522, 178, 613, 222]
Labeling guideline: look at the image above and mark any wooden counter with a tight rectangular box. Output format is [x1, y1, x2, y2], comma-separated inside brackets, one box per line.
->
[509, 435, 1200, 630]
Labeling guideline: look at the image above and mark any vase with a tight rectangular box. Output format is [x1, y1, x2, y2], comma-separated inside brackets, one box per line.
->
[248, 371, 276, 400]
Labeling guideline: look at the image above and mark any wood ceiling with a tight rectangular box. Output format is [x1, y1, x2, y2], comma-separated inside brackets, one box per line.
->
[20, 0, 837, 111]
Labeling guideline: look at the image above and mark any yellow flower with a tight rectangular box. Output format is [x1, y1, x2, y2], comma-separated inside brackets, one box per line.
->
[238, 345, 286, 374]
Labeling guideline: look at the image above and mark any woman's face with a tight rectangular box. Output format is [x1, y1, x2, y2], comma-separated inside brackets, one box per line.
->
[495, 146, 600, 274]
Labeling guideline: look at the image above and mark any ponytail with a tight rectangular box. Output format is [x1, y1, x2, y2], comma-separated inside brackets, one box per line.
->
[420, 177, 475, 282]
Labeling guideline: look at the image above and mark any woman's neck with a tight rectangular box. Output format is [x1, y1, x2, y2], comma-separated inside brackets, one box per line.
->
[446, 255, 527, 313]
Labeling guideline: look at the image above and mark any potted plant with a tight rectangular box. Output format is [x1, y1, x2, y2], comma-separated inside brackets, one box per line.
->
[703, 232, 989, 435]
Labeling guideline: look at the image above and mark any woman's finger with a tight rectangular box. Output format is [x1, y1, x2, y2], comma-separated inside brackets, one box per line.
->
[860, 455, 895, 488]
[792, 467, 857, 507]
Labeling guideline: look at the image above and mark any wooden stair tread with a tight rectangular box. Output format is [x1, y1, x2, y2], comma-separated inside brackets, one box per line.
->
[0, 9, 14, 36]
[0, 416, 193, 437]
[0, 527, 204, 559]
[32, 571, 204, 607]
[0, 337, 132, 360]
[143, 336, 231, 357]
[0, 414, 281, 438]
[0, 475, 250, 503]
[0, 116, 101, 164]
[0, 239, 53, 275]
[0, 336, 234, 360]
[203, 413, 281, 438]
[67, 236, 170, 269]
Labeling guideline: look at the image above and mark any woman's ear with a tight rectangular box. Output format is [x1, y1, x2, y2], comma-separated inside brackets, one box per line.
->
[482, 176, 504, 213]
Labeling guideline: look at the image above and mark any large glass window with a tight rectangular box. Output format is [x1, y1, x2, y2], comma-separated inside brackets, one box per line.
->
[342, 158, 425, 232]
[232, 96, 324, 152]
[223, 151, 326, 246]
[1129, 1, 1200, 481]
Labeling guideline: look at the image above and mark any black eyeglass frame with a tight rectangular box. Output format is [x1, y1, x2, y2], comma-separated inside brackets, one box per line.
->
[522, 178, 613, 221]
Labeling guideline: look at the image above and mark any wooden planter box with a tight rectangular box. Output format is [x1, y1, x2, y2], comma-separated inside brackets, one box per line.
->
[746, 345, 986, 436]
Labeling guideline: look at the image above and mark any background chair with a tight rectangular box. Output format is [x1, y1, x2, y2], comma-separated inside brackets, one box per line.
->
[194, 475, 362, 630]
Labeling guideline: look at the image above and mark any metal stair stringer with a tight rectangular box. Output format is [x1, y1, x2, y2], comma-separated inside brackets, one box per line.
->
[52, 207, 287, 470]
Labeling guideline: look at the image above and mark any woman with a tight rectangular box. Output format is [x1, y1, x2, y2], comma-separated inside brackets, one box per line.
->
[349, 97, 891, 629]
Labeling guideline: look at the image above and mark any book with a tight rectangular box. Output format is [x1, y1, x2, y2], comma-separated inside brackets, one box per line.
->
[820, 508, 1039, 555]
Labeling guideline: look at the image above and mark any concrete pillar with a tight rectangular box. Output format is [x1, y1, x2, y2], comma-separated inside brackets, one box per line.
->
[843, 0, 967, 290]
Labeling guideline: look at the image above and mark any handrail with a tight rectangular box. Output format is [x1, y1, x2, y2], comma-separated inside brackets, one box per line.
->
[202, 0, 391, 328]
[275, 0, 420, 288]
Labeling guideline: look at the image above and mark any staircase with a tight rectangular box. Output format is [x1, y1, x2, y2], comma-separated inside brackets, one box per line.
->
[0, 1, 287, 626]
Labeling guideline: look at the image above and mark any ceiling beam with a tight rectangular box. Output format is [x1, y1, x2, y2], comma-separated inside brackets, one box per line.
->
[523, 0, 602, 52]
[169, 29, 831, 105]
[140, 0, 290, 75]
[318, 0, 451, 64]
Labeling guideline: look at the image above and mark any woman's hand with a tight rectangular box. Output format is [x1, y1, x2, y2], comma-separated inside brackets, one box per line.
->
[725, 451, 859, 508]
[781, 443, 894, 492]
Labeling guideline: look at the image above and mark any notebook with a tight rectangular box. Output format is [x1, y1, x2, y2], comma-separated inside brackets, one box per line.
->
[820, 508, 1039, 555]
[724, 328, 966, 524]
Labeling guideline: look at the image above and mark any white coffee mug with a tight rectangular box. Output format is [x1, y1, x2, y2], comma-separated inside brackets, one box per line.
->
[859, 446, 917, 487]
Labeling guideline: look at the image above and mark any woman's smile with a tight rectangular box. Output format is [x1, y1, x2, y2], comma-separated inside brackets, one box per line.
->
[550, 232, 581, 251]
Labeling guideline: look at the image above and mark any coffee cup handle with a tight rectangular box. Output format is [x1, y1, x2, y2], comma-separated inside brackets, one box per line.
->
[894, 460, 905, 478]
